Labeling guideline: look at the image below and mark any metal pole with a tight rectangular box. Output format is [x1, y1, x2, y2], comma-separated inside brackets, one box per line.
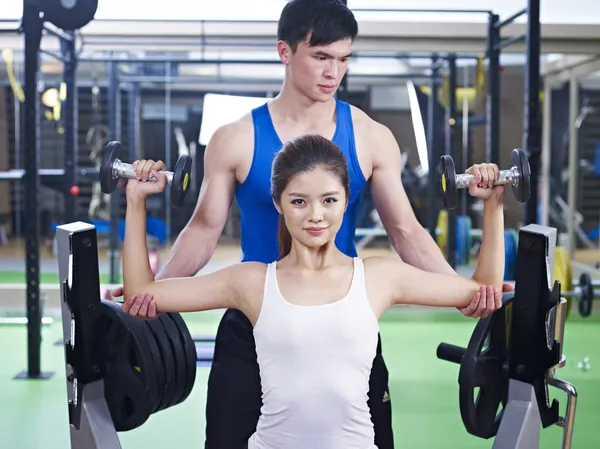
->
[62, 30, 78, 223]
[14, 77, 21, 237]
[352, 7, 492, 14]
[496, 8, 527, 28]
[128, 83, 140, 161]
[165, 62, 172, 243]
[16, 0, 52, 380]
[446, 54, 458, 268]
[107, 61, 121, 284]
[540, 81, 552, 226]
[427, 55, 440, 242]
[567, 78, 579, 257]
[523, 0, 541, 225]
[486, 14, 501, 164]
[461, 65, 470, 216]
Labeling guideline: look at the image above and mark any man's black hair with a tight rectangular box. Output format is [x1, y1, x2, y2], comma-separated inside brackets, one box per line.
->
[277, 0, 358, 52]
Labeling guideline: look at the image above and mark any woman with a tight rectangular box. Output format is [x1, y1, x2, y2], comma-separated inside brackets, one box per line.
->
[122, 134, 504, 449]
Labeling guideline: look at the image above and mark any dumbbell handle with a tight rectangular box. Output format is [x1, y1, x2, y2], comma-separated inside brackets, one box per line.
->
[112, 159, 174, 185]
[455, 166, 521, 189]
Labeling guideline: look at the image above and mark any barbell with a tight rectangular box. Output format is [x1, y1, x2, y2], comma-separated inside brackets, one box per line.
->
[100, 141, 192, 207]
[439, 148, 531, 209]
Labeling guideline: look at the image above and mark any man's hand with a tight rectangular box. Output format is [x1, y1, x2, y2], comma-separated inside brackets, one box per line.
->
[458, 283, 514, 318]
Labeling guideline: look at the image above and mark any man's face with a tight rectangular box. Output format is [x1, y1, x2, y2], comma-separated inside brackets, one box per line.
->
[279, 37, 352, 102]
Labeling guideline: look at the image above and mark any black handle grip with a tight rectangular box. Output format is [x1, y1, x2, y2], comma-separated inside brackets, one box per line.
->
[437, 343, 466, 364]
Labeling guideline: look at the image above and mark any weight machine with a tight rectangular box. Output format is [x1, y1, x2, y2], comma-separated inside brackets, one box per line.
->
[438, 224, 577, 448]
[56, 221, 197, 448]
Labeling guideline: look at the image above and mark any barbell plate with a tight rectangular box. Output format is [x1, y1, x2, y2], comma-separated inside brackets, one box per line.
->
[458, 296, 512, 438]
[146, 318, 178, 412]
[440, 155, 457, 209]
[510, 149, 531, 203]
[170, 155, 193, 207]
[40, 0, 98, 31]
[166, 312, 198, 406]
[105, 301, 164, 414]
[100, 142, 121, 194]
[553, 247, 573, 318]
[99, 300, 158, 431]
[155, 312, 189, 410]
[578, 272, 593, 317]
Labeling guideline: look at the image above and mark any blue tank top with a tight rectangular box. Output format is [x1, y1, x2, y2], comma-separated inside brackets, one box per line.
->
[235, 98, 366, 263]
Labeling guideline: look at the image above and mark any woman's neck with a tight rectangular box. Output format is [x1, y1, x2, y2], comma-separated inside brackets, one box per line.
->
[282, 242, 347, 271]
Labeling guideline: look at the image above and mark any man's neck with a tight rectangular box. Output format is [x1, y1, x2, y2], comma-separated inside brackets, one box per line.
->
[270, 81, 336, 124]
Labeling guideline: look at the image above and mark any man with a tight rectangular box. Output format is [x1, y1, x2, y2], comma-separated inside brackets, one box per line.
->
[116, 1, 511, 447]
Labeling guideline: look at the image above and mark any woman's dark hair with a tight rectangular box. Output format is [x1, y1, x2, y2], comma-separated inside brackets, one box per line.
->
[271, 134, 350, 259]
[277, 0, 358, 52]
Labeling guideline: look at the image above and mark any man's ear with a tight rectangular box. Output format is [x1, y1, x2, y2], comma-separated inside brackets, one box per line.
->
[277, 41, 291, 65]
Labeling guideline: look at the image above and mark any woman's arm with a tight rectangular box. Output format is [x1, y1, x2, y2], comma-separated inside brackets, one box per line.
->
[369, 196, 504, 309]
[121, 177, 247, 314]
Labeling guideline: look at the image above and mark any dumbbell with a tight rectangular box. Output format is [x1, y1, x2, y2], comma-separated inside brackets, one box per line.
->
[100, 141, 192, 207]
[439, 148, 531, 209]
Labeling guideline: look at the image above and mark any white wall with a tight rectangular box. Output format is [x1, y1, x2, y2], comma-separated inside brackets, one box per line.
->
[3, 0, 599, 24]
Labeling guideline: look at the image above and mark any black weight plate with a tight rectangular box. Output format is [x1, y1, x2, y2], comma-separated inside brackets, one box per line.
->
[135, 317, 166, 414]
[146, 318, 178, 412]
[171, 155, 193, 207]
[578, 272, 593, 317]
[156, 313, 188, 410]
[41, 0, 98, 31]
[166, 312, 198, 405]
[440, 155, 457, 209]
[98, 300, 158, 431]
[100, 142, 122, 194]
[511, 149, 531, 203]
[458, 297, 512, 438]
[104, 301, 164, 414]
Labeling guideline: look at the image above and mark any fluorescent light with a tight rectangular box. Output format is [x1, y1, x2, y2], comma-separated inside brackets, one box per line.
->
[406, 80, 429, 174]
[199, 93, 269, 145]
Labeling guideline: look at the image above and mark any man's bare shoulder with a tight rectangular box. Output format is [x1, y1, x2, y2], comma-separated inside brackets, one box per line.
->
[205, 112, 255, 165]
[210, 112, 254, 149]
[349, 105, 394, 142]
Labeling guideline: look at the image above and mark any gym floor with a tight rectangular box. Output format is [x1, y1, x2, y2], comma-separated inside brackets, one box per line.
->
[1, 242, 599, 448]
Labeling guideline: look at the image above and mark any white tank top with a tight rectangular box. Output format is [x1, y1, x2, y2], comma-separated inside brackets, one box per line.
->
[248, 257, 380, 449]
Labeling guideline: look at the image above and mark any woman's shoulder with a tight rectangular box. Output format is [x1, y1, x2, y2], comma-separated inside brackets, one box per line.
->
[235, 261, 270, 276]
[361, 256, 405, 277]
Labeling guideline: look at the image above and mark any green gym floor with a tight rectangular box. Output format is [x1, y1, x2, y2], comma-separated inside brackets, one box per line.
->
[1, 309, 599, 449]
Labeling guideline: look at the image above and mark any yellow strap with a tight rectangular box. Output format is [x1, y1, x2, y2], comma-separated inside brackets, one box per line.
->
[2, 49, 25, 102]
[475, 56, 485, 96]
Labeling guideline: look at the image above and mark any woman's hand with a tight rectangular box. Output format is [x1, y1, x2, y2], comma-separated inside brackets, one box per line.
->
[122, 292, 159, 319]
[126, 159, 168, 202]
[465, 163, 505, 202]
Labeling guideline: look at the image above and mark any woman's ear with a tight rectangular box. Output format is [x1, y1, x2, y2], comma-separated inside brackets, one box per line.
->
[272, 199, 283, 215]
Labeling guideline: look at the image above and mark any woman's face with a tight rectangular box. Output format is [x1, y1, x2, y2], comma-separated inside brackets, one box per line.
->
[276, 166, 347, 250]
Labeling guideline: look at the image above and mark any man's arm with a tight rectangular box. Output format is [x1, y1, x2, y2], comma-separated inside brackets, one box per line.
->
[155, 122, 243, 280]
[365, 122, 507, 318]
[368, 123, 456, 276]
